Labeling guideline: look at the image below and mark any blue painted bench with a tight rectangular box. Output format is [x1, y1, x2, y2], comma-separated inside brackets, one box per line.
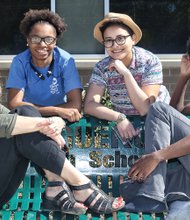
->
[0, 116, 166, 220]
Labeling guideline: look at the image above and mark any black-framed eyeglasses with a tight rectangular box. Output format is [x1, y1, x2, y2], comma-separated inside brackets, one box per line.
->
[29, 35, 56, 45]
[103, 35, 131, 48]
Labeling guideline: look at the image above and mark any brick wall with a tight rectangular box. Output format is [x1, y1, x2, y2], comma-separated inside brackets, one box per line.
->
[0, 69, 9, 107]
[1, 65, 190, 108]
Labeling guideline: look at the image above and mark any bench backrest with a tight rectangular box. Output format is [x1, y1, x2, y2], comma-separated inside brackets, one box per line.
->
[65, 116, 145, 197]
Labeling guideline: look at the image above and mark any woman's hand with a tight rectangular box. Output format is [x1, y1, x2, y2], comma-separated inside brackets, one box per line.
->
[117, 118, 138, 140]
[57, 108, 82, 122]
[180, 54, 190, 78]
[50, 134, 66, 149]
[37, 117, 66, 149]
[37, 116, 65, 137]
[109, 59, 131, 76]
[128, 152, 161, 182]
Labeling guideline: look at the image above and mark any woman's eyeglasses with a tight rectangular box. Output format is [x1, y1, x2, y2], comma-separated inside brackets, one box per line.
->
[103, 35, 131, 48]
[29, 35, 56, 45]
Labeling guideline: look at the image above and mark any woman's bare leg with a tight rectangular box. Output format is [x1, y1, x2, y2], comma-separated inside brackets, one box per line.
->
[59, 159, 124, 210]
[44, 170, 86, 210]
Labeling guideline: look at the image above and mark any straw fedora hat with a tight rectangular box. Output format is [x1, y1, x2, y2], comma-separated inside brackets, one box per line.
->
[93, 12, 142, 45]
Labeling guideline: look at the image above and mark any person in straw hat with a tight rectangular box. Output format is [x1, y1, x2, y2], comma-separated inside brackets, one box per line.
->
[84, 12, 170, 141]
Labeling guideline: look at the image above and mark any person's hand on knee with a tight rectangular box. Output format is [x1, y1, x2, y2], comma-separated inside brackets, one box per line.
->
[38, 117, 66, 136]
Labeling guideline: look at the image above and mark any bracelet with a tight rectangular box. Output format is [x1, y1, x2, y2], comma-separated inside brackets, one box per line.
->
[115, 113, 126, 124]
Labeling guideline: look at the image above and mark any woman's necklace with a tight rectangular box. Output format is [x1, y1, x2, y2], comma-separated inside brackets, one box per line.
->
[30, 58, 54, 80]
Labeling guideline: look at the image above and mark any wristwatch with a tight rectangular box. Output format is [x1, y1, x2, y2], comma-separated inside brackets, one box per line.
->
[116, 113, 126, 124]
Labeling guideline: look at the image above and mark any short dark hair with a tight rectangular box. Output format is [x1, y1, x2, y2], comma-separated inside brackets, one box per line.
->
[19, 9, 66, 37]
[100, 20, 134, 40]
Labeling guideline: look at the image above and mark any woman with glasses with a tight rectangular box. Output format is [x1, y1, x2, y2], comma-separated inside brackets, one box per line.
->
[5, 9, 85, 213]
[84, 12, 170, 141]
[6, 9, 82, 123]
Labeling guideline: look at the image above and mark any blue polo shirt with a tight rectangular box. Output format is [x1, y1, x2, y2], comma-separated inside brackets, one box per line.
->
[6, 47, 82, 106]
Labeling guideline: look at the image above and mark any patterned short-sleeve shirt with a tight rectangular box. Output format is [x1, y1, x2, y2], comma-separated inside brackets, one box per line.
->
[89, 46, 170, 115]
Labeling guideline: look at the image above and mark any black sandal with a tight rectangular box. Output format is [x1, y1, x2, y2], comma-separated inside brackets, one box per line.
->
[69, 181, 125, 214]
[42, 181, 87, 215]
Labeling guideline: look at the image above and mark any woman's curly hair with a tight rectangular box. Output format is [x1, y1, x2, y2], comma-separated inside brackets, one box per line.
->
[19, 9, 66, 37]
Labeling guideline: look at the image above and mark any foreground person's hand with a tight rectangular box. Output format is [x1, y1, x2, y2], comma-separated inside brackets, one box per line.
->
[50, 134, 66, 149]
[128, 152, 161, 182]
[37, 117, 66, 136]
